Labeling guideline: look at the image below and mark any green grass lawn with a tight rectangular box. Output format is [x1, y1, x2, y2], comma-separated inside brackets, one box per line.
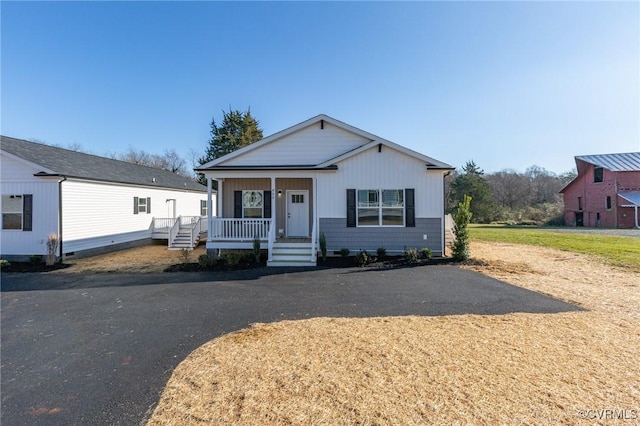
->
[469, 225, 640, 272]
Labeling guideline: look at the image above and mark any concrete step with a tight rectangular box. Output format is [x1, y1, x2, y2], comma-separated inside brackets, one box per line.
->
[267, 260, 316, 267]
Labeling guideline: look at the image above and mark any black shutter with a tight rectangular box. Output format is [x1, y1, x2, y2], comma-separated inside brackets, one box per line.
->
[234, 191, 242, 218]
[405, 188, 415, 227]
[263, 190, 271, 219]
[23, 194, 33, 231]
[133, 197, 139, 214]
[147, 197, 151, 214]
[346, 189, 356, 227]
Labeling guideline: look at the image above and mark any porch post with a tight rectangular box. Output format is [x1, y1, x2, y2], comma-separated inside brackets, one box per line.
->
[217, 179, 223, 218]
[268, 176, 276, 262]
[207, 177, 213, 241]
[311, 175, 318, 262]
[635, 205, 639, 229]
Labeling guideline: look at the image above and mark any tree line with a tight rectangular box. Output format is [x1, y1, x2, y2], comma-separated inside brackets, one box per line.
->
[447, 160, 576, 224]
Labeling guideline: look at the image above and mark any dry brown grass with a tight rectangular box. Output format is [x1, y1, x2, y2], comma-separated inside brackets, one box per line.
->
[54, 244, 206, 274]
[148, 241, 640, 425]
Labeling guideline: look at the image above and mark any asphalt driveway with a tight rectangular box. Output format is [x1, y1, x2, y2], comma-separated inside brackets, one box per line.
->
[1, 265, 581, 425]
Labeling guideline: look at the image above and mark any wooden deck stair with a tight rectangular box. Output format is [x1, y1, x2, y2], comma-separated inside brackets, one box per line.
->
[168, 227, 200, 250]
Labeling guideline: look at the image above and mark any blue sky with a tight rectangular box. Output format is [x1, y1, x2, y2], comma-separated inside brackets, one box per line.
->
[2, 1, 638, 174]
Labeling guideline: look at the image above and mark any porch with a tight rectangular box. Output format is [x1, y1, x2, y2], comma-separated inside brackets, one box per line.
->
[204, 176, 319, 266]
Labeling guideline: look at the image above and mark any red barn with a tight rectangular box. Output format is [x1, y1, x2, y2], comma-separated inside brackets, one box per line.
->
[561, 153, 640, 229]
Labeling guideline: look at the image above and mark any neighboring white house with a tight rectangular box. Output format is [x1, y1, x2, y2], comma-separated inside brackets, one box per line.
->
[1, 136, 213, 261]
[196, 114, 454, 266]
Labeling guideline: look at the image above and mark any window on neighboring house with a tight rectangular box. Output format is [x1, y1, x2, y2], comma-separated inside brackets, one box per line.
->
[578, 197, 583, 210]
[2, 194, 32, 231]
[242, 190, 263, 218]
[606, 196, 612, 210]
[200, 200, 207, 216]
[594, 166, 604, 183]
[134, 197, 151, 214]
[357, 189, 404, 226]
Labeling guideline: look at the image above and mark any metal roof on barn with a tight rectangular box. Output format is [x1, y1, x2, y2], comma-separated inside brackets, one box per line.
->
[1, 136, 206, 192]
[575, 152, 640, 172]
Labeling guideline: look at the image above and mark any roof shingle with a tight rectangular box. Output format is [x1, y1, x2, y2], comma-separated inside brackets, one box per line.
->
[1, 136, 206, 192]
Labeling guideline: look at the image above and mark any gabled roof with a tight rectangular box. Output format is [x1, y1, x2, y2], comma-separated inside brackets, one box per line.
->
[197, 114, 453, 171]
[575, 152, 640, 172]
[1, 136, 206, 192]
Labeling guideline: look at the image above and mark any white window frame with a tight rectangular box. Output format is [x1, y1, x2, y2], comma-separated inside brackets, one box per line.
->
[242, 190, 264, 218]
[137, 197, 148, 214]
[200, 200, 207, 216]
[2, 194, 23, 230]
[356, 189, 405, 227]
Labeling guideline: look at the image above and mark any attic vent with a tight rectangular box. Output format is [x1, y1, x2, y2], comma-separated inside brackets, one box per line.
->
[320, 119, 324, 129]
[378, 143, 382, 153]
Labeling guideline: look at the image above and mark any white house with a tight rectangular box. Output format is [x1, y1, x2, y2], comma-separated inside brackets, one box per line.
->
[1, 136, 214, 261]
[196, 114, 454, 266]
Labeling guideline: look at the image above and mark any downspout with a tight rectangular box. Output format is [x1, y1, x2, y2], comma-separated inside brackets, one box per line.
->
[58, 176, 67, 263]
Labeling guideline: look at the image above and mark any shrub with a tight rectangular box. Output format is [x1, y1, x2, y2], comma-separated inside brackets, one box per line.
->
[178, 248, 192, 264]
[404, 247, 419, 263]
[339, 248, 350, 258]
[421, 247, 433, 260]
[355, 250, 369, 267]
[452, 195, 473, 261]
[46, 233, 59, 266]
[224, 251, 241, 268]
[252, 235, 261, 264]
[30, 255, 43, 265]
[376, 247, 386, 258]
[198, 254, 215, 269]
[319, 232, 327, 262]
[0, 259, 10, 269]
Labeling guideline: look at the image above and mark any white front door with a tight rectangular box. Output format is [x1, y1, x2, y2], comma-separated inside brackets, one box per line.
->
[167, 199, 176, 218]
[286, 190, 309, 237]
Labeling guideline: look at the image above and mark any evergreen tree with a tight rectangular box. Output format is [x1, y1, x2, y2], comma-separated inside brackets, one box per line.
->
[449, 160, 496, 223]
[198, 108, 263, 184]
[452, 195, 473, 261]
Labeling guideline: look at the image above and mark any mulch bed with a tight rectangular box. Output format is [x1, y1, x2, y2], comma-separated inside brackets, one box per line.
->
[164, 256, 456, 273]
[1, 262, 72, 273]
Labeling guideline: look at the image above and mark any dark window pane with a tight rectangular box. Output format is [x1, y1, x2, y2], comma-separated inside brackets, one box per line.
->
[2, 213, 22, 229]
[358, 208, 379, 225]
[382, 209, 404, 225]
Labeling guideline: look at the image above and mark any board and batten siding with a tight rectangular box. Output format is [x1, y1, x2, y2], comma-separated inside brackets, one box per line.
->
[316, 145, 446, 254]
[221, 178, 313, 236]
[0, 153, 60, 257]
[62, 180, 209, 254]
[317, 145, 445, 218]
[220, 122, 371, 167]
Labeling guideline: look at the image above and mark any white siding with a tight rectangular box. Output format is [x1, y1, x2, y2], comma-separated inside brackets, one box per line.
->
[317, 145, 445, 218]
[62, 180, 212, 253]
[220, 122, 371, 166]
[1, 154, 60, 256]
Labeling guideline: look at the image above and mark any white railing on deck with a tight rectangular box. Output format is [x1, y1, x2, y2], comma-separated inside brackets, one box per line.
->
[168, 218, 181, 246]
[189, 216, 201, 247]
[210, 218, 271, 241]
[152, 217, 175, 232]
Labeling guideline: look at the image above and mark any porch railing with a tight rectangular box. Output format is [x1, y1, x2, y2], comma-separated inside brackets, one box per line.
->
[210, 218, 271, 241]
